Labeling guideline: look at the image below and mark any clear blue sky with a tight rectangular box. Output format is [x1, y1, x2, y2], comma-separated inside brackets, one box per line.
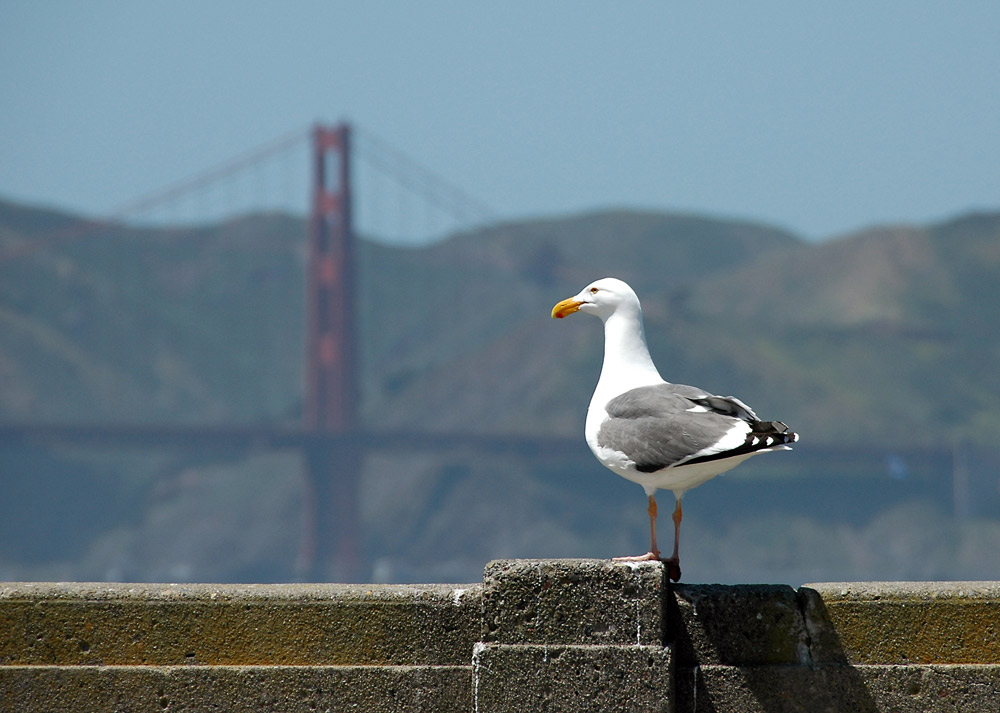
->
[2, 1, 999, 240]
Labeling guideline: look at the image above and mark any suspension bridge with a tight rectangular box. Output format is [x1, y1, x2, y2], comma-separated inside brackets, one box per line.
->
[0, 122, 522, 582]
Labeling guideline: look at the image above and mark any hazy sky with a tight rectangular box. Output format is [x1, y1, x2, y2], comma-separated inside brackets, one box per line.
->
[2, 1, 999, 240]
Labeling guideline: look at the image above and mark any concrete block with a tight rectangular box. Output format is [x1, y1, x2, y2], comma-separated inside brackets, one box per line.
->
[802, 582, 1000, 665]
[668, 584, 810, 666]
[676, 663, 1000, 713]
[676, 664, 876, 713]
[0, 664, 471, 713]
[0, 582, 481, 667]
[482, 559, 666, 645]
[473, 644, 672, 713]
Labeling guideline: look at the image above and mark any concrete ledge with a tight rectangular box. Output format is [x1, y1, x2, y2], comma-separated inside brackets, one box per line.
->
[4, 568, 1000, 712]
[680, 664, 1000, 713]
[0, 582, 481, 666]
[473, 644, 671, 713]
[0, 665, 471, 713]
[482, 559, 666, 645]
[802, 581, 1000, 665]
[669, 584, 810, 666]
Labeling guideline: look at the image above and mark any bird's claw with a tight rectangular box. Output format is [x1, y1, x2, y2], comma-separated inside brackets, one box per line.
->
[612, 553, 682, 581]
[612, 552, 661, 563]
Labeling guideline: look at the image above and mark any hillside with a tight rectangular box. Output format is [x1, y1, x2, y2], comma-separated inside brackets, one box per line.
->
[672, 213, 1000, 443]
[2, 197, 1000, 585]
[360, 209, 1000, 446]
[0, 203, 305, 424]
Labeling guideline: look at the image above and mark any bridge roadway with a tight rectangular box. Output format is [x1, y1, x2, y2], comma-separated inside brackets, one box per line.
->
[0, 422, 951, 471]
[0, 422, 587, 457]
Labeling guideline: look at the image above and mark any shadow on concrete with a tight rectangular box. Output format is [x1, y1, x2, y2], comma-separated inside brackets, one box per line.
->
[666, 583, 880, 713]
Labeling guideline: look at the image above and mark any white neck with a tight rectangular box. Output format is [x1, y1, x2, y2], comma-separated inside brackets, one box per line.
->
[591, 307, 663, 409]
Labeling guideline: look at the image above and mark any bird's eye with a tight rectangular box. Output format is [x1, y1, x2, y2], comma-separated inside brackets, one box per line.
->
[590, 287, 599, 294]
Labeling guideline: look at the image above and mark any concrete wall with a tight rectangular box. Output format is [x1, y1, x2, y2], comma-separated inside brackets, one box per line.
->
[3, 561, 1000, 712]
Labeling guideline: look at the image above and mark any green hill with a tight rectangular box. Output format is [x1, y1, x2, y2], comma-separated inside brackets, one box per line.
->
[672, 213, 1000, 444]
[359, 209, 1000, 447]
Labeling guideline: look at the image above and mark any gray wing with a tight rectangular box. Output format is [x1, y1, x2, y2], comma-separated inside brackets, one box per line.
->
[596, 383, 752, 473]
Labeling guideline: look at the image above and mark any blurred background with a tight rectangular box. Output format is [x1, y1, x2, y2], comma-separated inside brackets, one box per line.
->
[2, 2, 999, 586]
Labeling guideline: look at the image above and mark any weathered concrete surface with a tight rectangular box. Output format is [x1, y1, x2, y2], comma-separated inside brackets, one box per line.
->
[0, 665, 471, 713]
[482, 559, 666, 645]
[669, 581, 1000, 713]
[478, 560, 673, 711]
[0, 582, 481, 666]
[5, 570, 1000, 712]
[803, 581, 1000, 665]
[678, 664, 1000, 713]
[669, 584, 810, 666]
[474, 644, 672, 713]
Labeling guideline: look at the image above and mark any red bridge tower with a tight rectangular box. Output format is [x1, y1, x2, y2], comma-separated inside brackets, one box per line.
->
[300, 122, 361, 581]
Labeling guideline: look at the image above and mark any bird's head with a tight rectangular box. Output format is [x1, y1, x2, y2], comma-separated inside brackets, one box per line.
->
[551, 277, 641, 321]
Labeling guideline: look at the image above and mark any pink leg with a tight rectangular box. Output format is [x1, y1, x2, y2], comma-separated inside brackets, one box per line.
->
[612, 494, 664, 563]
[663, 499, 682, 582]
[648, 494, 660, 558]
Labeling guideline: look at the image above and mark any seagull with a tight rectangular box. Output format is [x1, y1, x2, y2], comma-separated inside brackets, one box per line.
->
[551, 277, 798, 581]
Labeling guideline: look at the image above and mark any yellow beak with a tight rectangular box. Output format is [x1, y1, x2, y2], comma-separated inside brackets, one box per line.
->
[551, 297, 584, 319]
